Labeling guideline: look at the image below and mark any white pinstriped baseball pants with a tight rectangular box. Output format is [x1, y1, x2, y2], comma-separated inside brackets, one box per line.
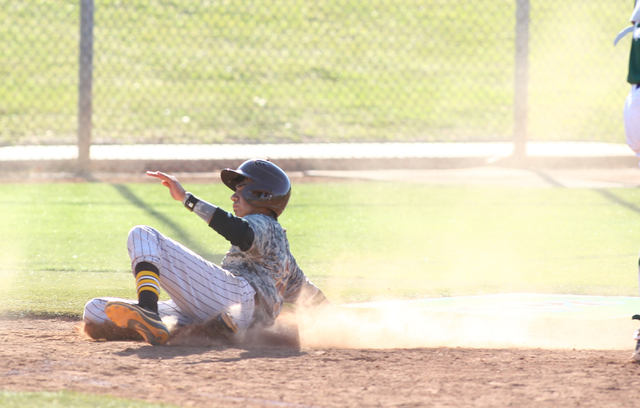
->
[624, 84, 640, 167]
[83, 225, 256, 330]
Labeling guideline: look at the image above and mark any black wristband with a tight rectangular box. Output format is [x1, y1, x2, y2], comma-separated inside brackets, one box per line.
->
[184, 193, 200, 212]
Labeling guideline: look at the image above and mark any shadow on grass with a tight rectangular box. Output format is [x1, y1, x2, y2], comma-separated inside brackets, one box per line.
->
[528, 169, 566, 188]
[593, 189, 640, 215]
[110, 183, 225, 264]
[519, 171, 640, 215]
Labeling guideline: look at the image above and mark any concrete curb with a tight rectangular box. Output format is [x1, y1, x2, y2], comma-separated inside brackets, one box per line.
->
[1, 142, 637, 172]
[3, 156, 638, 174]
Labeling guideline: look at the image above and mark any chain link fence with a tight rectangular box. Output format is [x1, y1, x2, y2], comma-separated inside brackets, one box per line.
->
[1, 0, 631, 147]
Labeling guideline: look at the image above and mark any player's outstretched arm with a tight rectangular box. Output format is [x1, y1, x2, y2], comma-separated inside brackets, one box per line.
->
[147, 171, 187, 202]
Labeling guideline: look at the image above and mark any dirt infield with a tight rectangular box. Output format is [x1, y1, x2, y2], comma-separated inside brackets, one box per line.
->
[1, 317, 640, 408]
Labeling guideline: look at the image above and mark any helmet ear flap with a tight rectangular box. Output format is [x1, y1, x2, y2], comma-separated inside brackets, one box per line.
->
[240, 181, 289, 217]
[253, 190, 273, 201]
[241, 182, 274, 203]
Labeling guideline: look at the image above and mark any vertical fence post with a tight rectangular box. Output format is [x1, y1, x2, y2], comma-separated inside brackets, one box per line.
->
[513, 0, 530, 162]
[77, 0, 94, 174]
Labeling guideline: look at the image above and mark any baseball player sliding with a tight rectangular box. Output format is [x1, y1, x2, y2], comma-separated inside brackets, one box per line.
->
[83, 158, 329, 345]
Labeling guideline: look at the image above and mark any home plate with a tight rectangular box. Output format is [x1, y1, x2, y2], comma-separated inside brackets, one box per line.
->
[297, 294, 640, 350]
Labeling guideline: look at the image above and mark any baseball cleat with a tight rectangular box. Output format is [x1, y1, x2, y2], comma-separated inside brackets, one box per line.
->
[105, 301, 169, 346]
[633, 340, 640, 362]
[632, 315, 640, 362]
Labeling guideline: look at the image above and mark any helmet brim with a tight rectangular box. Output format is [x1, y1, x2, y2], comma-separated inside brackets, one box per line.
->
[220, 168, 250, 191]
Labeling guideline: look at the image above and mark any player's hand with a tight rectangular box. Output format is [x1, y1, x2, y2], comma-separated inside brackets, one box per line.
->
[146, 171, 187, 202]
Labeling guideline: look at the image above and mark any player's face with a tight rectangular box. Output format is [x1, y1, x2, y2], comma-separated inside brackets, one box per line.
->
[231, 180, 254, 217]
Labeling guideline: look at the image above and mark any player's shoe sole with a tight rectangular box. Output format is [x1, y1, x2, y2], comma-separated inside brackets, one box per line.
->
[104, 301, 169, 346]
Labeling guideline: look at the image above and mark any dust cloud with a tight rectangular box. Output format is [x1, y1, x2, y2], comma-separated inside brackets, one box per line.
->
[294, 302, 637, 351]
[80, 302, 636, 352]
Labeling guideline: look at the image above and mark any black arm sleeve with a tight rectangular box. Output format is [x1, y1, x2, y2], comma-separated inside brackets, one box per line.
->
[209, 208, 255, 251]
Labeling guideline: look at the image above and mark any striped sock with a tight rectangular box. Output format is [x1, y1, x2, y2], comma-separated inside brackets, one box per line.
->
[135, 262, 160, 314]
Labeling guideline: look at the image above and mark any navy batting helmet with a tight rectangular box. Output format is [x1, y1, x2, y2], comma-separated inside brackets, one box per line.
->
[220, 158, 291, 217]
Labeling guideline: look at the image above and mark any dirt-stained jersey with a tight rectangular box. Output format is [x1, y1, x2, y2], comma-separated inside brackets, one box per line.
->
[221, 213, 321, 327]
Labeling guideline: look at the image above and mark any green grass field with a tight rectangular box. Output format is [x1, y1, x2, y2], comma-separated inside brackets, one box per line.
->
[1, 0, 631, 145]
[2, 179, 639, 407]
[1, 180, 639, 317]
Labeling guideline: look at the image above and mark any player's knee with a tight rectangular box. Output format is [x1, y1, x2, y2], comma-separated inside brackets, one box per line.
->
[83, 298, 109, 324]
[127, 225, 158, 248]
[128, 224, 153, 239]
